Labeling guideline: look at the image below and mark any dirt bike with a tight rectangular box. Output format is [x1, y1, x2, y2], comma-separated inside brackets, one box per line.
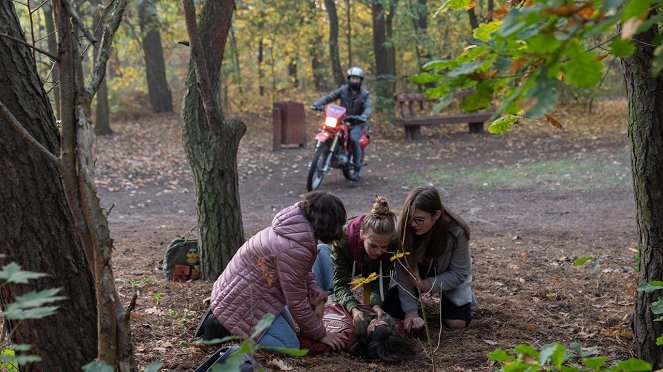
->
[306, 104, 369, 191]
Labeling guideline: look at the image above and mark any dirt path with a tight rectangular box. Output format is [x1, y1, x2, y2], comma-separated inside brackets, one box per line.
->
[98, 100, 640, 371]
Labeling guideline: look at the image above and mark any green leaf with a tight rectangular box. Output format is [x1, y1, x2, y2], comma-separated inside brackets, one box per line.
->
[656, 334, 663, 346]
[539, 343, 565, 366]
[526, 34, 562, 54]
[0, 263, 48, 284]
[422, 59, 457, 71]
[575, 256, 593, 266]
[411, 72, 443, 85]
[488, 348, 512, 362]
[439, 0, 471, 12]
[650, 297, 663, 315]
[11, 355, 40, 366]
[652, 45, 663, 76]
[83, 361, 115, 372]
[590, 254, 602, 274]
[431, 90, 457, 113]
[613, 358, 652, 371]
[609, 39, 636, 58]
[499, 9, 527, 37]
[474, 21, 502, 42]
[8, 288, 65, 309]
[461, 83, 493, 112]
[583, 356, 607, 371]
[525, 73, 559, 119]
[258, 345, 309, 357]
[564, 41, 603, 89]
[448, 61, 484, 77]
[621, 0, 652, 21]
[193, 336, 241, 346]
[251, 313, 275, 340]
[2, 306, 60, 320]
[488, 115, 519, 134]
[8, 344, 32, 352]
[636, 281, 663, 293]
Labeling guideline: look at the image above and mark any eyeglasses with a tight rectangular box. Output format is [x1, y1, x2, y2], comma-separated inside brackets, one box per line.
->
[411, 215, 433, 226]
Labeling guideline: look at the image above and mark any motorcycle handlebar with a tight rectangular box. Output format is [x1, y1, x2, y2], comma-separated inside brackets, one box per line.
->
[343, 115, 366, 123]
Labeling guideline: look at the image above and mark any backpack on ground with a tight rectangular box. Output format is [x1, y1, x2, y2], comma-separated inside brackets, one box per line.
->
[162, 238, 200, 282]
[194, 345, 258, 372]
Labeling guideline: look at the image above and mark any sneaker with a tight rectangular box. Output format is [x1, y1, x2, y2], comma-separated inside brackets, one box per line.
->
[349, 172, 360, 182]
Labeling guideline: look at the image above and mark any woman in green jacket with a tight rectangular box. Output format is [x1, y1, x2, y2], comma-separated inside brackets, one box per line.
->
[329, 196, 400, 324]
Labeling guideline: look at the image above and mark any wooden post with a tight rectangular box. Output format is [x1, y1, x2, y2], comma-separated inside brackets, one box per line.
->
[272, 106, 282, 150]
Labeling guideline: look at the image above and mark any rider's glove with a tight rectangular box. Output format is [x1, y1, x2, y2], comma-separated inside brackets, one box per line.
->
[310, 104, 324, 111]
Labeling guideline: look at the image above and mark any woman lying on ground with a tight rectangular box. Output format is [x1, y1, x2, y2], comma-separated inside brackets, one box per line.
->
[313, 196, 402, 323]
[299, 302, 416, 362]
[391, 186, 477, 332]
[196, 191, 349, 351]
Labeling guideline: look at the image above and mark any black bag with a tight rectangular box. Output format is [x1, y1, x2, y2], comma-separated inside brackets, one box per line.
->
[195, 345, 258, 372]
[162, 238, 200, 281]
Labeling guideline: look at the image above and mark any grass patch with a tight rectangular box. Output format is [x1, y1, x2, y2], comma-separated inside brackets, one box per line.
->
[391, 156, 632, 191]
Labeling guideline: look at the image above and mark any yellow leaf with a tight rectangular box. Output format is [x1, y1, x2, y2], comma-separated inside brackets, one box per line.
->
[544, 114, 563, 129]
[390, 251, 411, 261]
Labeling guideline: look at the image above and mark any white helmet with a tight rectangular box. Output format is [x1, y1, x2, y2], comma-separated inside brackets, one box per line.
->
[346, 66, 365, 80]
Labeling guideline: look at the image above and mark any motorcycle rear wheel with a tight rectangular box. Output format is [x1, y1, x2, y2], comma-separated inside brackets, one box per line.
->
[307, 146, 332, 191]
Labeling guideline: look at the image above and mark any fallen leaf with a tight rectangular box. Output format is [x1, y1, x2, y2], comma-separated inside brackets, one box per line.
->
[269, 358, 293, 371]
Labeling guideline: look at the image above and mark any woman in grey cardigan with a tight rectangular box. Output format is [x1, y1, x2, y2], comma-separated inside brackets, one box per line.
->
[393, 186, 477, 332]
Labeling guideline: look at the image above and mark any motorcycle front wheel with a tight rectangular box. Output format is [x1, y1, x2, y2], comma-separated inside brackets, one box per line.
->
[307, 145, 332, 191]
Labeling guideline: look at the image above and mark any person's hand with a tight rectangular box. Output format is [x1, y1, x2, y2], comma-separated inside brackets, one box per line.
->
[310, 104, 324, 111]
[404, 316, 425, 333]
[351, 307, 365, 323]
[313, 299, 325, 320]
[320, 331, 348, 351]
[372, 305, 384, 321]
[417, 278, 433, 293]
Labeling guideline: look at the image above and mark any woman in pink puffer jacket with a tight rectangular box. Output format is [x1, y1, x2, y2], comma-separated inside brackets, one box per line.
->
[198, 191, 349, 351]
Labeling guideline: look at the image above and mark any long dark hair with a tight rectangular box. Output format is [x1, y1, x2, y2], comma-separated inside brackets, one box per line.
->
[303, 191, 347, 243]
[355, 324, 416, 362]
[397, 186, 470, 268]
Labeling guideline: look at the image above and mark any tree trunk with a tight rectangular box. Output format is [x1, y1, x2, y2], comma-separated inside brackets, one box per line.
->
[288, 56, 298, 88]
[413, 0, 432, 68]
[346, 0, 352, 68]
[43, 3, 60, 119]
[137, 0, 173, 113]
[371, 0, 397, 114]
[310, 33, 328, 91]
[324, 0, 345, 86]
[622, 23, 663, 369]
[182, 0, 246, 280]
[92, 7, 112, 135]
[467, 8, 479, 30]
[0, 2, 97, 370]
[230, 25, 243, 104]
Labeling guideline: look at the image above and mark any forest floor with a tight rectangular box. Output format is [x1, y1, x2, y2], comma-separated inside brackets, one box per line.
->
[96, 98, 639, 371]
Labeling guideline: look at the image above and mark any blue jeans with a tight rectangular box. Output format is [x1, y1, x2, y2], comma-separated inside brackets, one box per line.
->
[312, 243, 333, 292]
[259, 244, 334, 350]
[348, 124, 364, 172]
[257, 307, 299, 349]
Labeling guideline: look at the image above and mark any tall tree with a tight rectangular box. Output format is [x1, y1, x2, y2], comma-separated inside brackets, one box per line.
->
[412, 0, 432, 67]
[324, 0, 345, 86]
[371, 0, 398, 113]
[137, 0, 173, 113]
[0, 0, 135, 369]
[92, 3, 112, 135]
[308, 1, 328, 91]
[425, 1, 663, 366]
[0, 2, 97, 370]
[181, 0, 246, 280]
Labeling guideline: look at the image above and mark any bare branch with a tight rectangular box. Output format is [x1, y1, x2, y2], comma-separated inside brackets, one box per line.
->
[62, 0, 97, 44]
[85, 0, 128, 102]
[0, 32, 58, 61]
[181, 0, 224, 132]
[31, 0, 53, 14]
[0, 99, 62, 171]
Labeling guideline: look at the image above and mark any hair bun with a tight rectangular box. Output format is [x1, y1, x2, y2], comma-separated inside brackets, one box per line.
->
[371, 196, 390, 219]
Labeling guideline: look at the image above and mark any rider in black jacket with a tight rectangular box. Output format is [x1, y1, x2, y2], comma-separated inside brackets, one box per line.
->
[311, 67, 372, 181]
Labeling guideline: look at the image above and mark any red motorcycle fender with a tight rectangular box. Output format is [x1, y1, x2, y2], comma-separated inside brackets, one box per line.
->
[314, 131, 331, 142]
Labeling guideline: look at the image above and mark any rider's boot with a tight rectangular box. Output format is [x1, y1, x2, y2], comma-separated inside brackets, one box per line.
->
[349, 166, 361, 182]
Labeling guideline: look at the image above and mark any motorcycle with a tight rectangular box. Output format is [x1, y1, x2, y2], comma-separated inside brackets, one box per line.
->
[306, 104, 370, 191]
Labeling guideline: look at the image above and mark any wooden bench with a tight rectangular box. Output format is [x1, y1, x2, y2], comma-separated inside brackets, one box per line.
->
[393, 92, 494, 140]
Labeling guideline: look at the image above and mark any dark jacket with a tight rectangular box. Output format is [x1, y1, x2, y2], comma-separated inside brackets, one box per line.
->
[331, 215, 397, 313]
[313, 84, 372, 122]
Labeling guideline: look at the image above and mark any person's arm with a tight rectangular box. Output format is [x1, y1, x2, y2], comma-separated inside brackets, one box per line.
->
[330, 239, 359, 313]
[312, 87, 343, 107]
[358, 91, 372, 122]
[275, 246, 326, 340]
[424, 232, 472, 293]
